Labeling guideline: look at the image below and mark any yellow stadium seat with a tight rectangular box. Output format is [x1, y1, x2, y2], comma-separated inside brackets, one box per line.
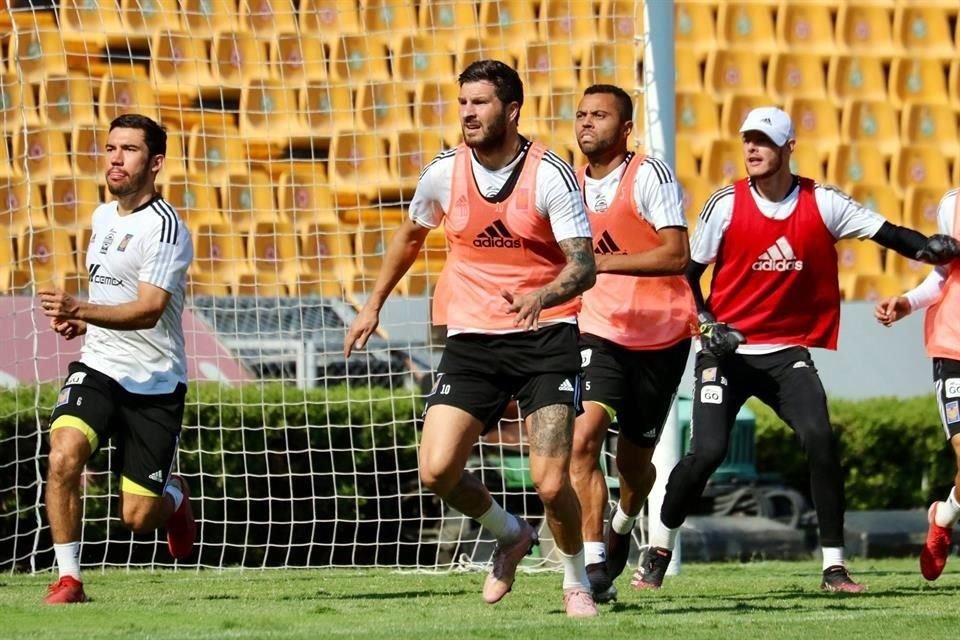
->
[277, 167, 337, 228]
[890, 145, 951, 196]
[0, 73, 40, 132]
[885, 250, 933, 290]
[46, 176, 100, 229]
[679, 174, 714, 229]
[580, 42, 637, 92]
[391, 36, 456, 88]
[717, 2, 777, 56]
[827, 55, 888, 103]
[300, 0, 361, 42]
[221, 170, 276, 227]
[479, 0, 538, 57]
[676, 91, 719, 160]
[242, 220, 301, 295]
[239, 78, 309, 150]
[8, 26, 69, 84]
[766, 52, 827, 102]
[719, 94, 769, 139]
[210, 31, 271, 97]
[414, 81, 460, 146]
[597, 0, 637, 42]
[538, 0, 597, 50]
[705, 50, 766, 101]
[888, 58, 949, 109]
[192, 223, 250, 291]
[163, 174, 222, 231]
[405, 227, 448, 295]
[775, 2, 835, 55]
[836, 239, 884, 280]
[702, 139, 745, 186]
[674, 137, 698, 184]
[827, 143, 888, 192]
[0, 227, 16, 294]
[330, 34, 391, 83]
[950, 59, 960, 112]
[362, 0, 418, 35]
[354, 223, 391, 283]
[295, 223, 356, 298]
[902, 185, 944, 236]
[676, 48, 704, 94]
[19, 226, 74, 291]
[187, 123, 249, 180]
[419, 0, 479, 51]
[849, 183, 901, 224]
[299, 81, 355, 138]
[788, 143, 825, 183]
[839, 99, 900, 158]
[163, 130, 187, 178]
[355, 81, 414, 134]
[12, 128, 69, 181]
[181, 0, 238, 38]
[239, 0, 297, 37]
[389, 130, 445, 195]
[674, 0, 716, 61]
[150, 31, 218, 101]
[70, 124, 106, 177]
[454, 36, 515, 73]
[40, 74, 96, 131]
[901, 103, 960, 161]
[328, 130, 395, 201]
[538, 87, 579, 140]
[59, 0, 126, 47]
[836, 3, 896, 56]
[0, 177, 46, 235]
[98, 74, 161, 126]
[785, 97, 839, 163]
[893, 5, 955, 60]
[519, 42, 578, 96]
[120, 0, 181, 42]
[850, 274, 903, 303]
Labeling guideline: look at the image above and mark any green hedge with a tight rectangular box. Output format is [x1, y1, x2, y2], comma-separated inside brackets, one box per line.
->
[751, 395, 953, 510]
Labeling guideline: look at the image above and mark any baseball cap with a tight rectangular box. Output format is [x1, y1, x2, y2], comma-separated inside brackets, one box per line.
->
[739, 107, 795, 146]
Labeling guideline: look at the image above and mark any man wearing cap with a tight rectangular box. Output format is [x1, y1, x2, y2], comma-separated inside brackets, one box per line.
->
[631, 107, 957, 593]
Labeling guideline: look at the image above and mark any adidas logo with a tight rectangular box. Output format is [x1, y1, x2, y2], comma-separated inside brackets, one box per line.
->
[752, 236, 804, 272]
[642, 428, 657, 439]
[594, 230, 625, 255]
[148, 470, 164, 482]
[473, 220, 521, 248]
[558, 379, 574, 392]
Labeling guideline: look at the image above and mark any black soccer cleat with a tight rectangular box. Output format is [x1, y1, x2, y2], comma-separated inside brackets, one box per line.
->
[586, 562, 617, 603]
[605, 528, 632, 582]
[631, 546, 672, 590]
[821, 565, 866, 593]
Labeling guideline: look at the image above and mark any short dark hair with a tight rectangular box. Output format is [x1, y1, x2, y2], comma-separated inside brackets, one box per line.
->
[109, 114, 167, 157]
[583, 84, 633, 123]
[458, 59, 524, 110]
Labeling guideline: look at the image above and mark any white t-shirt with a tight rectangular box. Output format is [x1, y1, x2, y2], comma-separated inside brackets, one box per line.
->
[690, 180, 887, 354]
[582, 155, 686, 229]
[80, 197, 193, 394]
[905, 188, 956, 311]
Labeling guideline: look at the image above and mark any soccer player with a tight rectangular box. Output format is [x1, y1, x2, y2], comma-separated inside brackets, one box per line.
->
[874, 189, 960, 582]
[568, 85, 695, 601]
[39, 114, 194, 604]
[344, 60, 599, 617]
[633, 107, 956, 593]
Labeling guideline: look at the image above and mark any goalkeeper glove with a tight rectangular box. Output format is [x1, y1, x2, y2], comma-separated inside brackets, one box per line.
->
[916, 234, 960, 264]
[698, 312, 745, 358]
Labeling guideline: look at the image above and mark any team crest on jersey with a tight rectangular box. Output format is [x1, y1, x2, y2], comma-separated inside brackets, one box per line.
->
[946, 401, 960, 424]
[580, 348, 593, 368]
[116, 233, 134, 252]
[702, 367, 718, 382]
[99, 229, 117, 254]
[56, 387, 70, 407]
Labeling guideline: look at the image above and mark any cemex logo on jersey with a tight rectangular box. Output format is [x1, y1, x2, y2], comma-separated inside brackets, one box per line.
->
[473, 220, 521, 249]
[88, 264, 123, 287]
[594, 231, 627, 255]
[752, 236, 804, 272]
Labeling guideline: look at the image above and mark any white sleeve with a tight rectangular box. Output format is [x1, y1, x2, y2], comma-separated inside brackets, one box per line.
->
[408, 151, 454, 229]
[906, 266, 948, 311]
[814, 184, 886, 240]
[937, 190, 958, 235]
[536, 151, 592, 241]
[633, 157, 686, 229]
[689, 188, 734, 264]
[139, 212, 192, 293]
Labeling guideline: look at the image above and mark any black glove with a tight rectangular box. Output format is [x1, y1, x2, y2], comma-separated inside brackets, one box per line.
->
[698, 312, 745, 358]
[916, 234, 960, 264]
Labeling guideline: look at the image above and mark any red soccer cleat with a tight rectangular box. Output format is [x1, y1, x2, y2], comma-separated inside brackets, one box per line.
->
[165, 475, 196, 560]
[44, 576, 88, 604]
[921, 502, 954, 581]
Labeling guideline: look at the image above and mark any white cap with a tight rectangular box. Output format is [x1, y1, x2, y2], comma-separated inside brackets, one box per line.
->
[739, 107, 795, 146]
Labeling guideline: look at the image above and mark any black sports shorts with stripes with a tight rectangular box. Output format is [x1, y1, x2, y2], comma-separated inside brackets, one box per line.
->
[424, 323, 583, 431]
[934, 358, 960, 440]
[50, 361, 187, 496]
[580, 333, 691, 447]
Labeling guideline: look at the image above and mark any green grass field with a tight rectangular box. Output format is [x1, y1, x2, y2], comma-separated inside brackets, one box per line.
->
[3, 558, 960, 639]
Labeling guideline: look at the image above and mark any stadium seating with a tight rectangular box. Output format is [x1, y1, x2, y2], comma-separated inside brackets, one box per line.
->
[827, 143, 889, 192]
[519, 42, 579, 96]
[538, 0, 597, 51]
[885, 250, 933, 291]
[839, 99, 901, 159]
[676, 91, 720, 159]
[0, 73, 40, 132]
[413, 81, 461, 147]
[392, 36, 456, 88]
[277, 166, 338, 228]
[239, 0, 297, 37]
[900, 103, 960, 160]
[890, 145, 951, 196]
[355, 81, 414, 133]
[850, 274, 903, 303]
[784, 97, 839, 162]
[892, 4, 955, 60]
[300, 0, 361, 42]
[775, 2, 835, 55]
[579, 42, 637, 91]
[419, 0, 479, 50]
[717, 2, 777, 56]
[674, 0, 717, 61]
[46, 176, 100, 228]
[766, 53, 828, 102]
[121, 0, 181, 43]
[479, 0, 538, 57]
[888, 57, 949, 109]
[181, 0, 238, 38]
[850, 183, 902, 223]
[329, 34, 391, 83]
[705, 50, 766, 101]
[0, 178, 46, 235]
[902, 185, 944, 236]
[362, 0, 418, 35]
[389, 130, 445, 195]
[827, 55, 888, 104]
[8, 25, 69, 83]
[835, 3, 896, 57]
[299, 81, 355, 139]
[40, 74, 96, 131]
[12, 128, 69, 181]
[70, 124, 106, 177]
[221, 171, 277, 228]
[98, 74, 162, 126]
[679, 174, 714, 228]
[210, 31, 271, 97]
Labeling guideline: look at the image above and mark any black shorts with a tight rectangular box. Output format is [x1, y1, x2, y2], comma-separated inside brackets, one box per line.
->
[934, 358, 960, 440]
[580, 334, 691, 447]
[50, 361, 187, 497]
[424, 323, 583, 430]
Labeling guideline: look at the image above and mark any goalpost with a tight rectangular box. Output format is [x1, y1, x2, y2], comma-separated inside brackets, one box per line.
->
[0, 0, 673, 573]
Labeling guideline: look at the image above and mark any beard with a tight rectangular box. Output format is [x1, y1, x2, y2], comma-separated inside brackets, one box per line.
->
[463, 112, 509, 153]
[106, 167, 149, 197]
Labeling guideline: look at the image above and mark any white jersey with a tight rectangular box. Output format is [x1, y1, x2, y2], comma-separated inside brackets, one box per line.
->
[582, 155, 687, 230]
[81, 196, 193, 394]
[905, 188, 957, 311]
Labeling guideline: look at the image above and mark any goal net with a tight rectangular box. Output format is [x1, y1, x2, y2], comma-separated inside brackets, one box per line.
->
[0, 0, 645, 572]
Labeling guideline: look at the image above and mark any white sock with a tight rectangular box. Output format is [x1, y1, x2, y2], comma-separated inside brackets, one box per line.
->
[583, 541, 606, 566]
[934, 487, 960, 527]
[54, 542, 81, 581]
[649, 523, 679, 551]
[557, 547, 591, 591]
[821, 546, 845, 571]
[476, 502, 521, 542]
[611, 502, 637, 535]
[164, 483, 184, 512]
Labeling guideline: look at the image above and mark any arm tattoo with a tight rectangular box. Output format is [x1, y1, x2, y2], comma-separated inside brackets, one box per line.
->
[539, 237, 597, 308]
[527, 404, 574, 457]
